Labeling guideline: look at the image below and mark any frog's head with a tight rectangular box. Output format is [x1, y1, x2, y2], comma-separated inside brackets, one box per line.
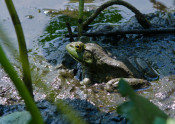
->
[66, 41, 94, 65]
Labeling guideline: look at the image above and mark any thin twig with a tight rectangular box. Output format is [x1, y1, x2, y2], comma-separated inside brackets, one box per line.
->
[0, 87, 11, 96]
[66, 22, 74, 42]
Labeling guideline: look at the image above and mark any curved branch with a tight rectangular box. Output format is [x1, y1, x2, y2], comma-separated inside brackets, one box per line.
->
[83, 0, 151, 29]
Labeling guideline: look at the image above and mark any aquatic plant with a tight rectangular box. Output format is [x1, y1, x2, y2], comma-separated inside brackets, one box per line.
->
[78, 0, 84, 37]
[65, 0, 174, 38]
[117, 79, 175, 124]
[0, 0, 44, 123]
[1, 0, 175, 123]
[4, 0, 33, 97]
[65, 0, 154, 38]
[0, 1, 88, 123]
[0, 30, 44, 123]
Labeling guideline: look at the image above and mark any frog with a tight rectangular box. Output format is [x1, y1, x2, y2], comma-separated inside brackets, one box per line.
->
[66, 41, 158, 91]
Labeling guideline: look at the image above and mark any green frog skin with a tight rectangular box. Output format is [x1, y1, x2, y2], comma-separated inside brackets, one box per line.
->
[66, 41, 156, 91]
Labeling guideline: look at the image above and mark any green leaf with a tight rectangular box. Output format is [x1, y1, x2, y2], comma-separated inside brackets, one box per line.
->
[153, 117, 166, 124]
[117, 79, 168, 124]
[153, 117, 175, 124]
[166, 118, 175, 124]
[117, 79, 136, 97]
[0, 111, 31, 124]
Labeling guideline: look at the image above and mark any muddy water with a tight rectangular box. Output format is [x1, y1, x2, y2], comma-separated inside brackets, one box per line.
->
[0, 0, 175, 119]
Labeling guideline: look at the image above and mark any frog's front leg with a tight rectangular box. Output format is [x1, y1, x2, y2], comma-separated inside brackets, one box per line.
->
[105, 78, 149, 92]
[80, 65, 91, 85]
[80, 78, 91, 85]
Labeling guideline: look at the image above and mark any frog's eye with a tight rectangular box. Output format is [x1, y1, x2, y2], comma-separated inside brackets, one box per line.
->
[76, 45, 80, 49]
[75, 43, 84, 52]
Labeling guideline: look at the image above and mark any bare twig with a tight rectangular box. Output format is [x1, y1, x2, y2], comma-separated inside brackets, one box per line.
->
[0, 87, 11, 96]
[66, 22, 74, 42]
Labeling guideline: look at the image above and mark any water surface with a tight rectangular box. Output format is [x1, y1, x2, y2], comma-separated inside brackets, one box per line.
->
[0, 0, 174, 48]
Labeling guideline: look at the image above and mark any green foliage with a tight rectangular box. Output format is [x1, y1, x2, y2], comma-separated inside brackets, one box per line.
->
[117, 79, 168, 124]
[2, 1, 171, 124]
[154, 117, 175, 124]
[39, 15, 78, 43]
[0, 42, 44, 124]
[56, 100, 88, 124]
[5, 0, 33, 97]
[0, 1, 88, 123]
[1, 0, 44, 123]
[0, 111, 31, 124]
[39, 7, 122, 44]
[0, 24, 87, 124]
[0, 25, 18, 58]
[78, 0, 84, 37]
[166, 118, 175, 124]
[90, 7, 122, 24]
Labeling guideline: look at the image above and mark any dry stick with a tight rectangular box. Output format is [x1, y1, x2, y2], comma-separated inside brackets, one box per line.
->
[66, 22, 74, 42]
[65, 28, 175, 37]
[83, 0, 151, 29]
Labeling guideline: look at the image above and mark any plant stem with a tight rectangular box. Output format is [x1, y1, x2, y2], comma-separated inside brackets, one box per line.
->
[4, 0, 33, 97]
[0, 45, 44, 124]
[78, 0, 84, 38]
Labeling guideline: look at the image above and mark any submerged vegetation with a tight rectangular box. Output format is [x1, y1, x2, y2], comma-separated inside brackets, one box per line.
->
[39, 7, 122, 43]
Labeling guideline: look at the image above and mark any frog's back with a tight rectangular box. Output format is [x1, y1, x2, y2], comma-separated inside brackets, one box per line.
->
[84, 43, 136, 82]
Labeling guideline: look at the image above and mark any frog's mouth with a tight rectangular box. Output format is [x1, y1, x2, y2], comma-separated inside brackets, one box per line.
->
[68, 52, 81, 62]
[66, 44, 84, 63]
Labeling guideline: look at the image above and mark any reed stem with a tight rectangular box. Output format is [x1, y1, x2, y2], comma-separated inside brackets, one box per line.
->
[5, 0, 34, 97]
